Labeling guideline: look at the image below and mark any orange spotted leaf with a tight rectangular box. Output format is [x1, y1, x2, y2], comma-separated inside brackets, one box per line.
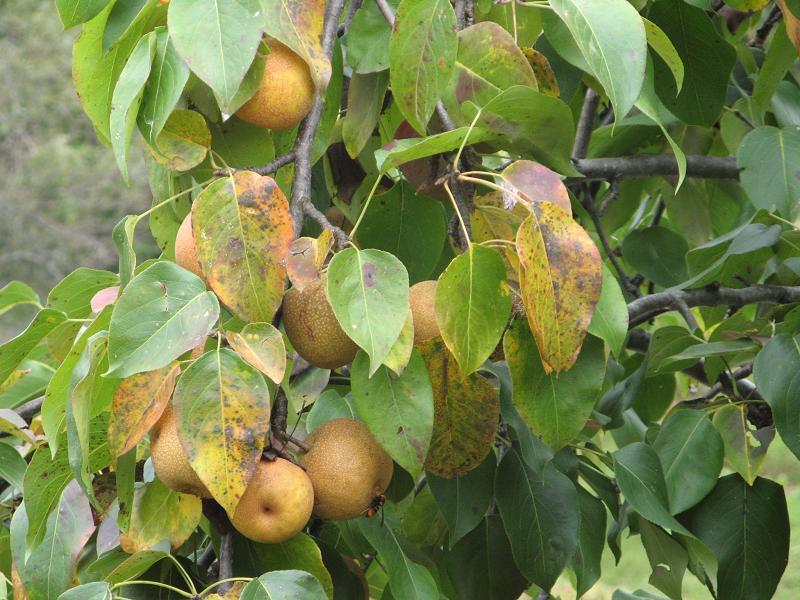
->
[419, 338, 499, 478]
[286, 230, 334, 293]
[192, 171, 293, 323]
[499, 161, 571, 215]
[107, 362, 180, 457]
[172, 348, 271, 514]
[516, 203, 602, 373]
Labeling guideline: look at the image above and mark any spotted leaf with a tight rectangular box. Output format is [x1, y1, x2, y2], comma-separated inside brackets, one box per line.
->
[226, 322, 287, 384]
[498, 161, 571, 215]
[192, 171, 293, 323]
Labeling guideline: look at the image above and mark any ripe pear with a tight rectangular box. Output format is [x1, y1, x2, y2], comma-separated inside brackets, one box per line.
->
[150, 406, 211, 498]
[175, 213, 204, 279]
[301, 419, 393, 520]
[235, 39, 315, 131]
[231, 458, 314, 543]
[282, 276, 359, 369]
[409, 280, 440, 343]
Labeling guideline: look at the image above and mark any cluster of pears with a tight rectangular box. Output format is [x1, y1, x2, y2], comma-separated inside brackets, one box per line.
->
[151, 410, 392, 543]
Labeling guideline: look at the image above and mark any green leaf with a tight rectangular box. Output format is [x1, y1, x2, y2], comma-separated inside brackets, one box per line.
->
[73, 1, 155, 143]
[149, 109, 212, 171]
[112, 215, 138, 287]
[327, 247, 410, 375]
[312, 40, 344, 163]
[380, 126, 499, 171]
[752, 24, 796, 113]
[588, 264, 628, 358]
[24, 414, 111, 548]
[639, 519, 688, 600]
[47, 268, 119, 318]
[435, 245, 511, 376]
[306, 390, 357, 432]
[753, 333, 800, 460]
[42, 307, 112, 448]
[504, 320, 606, 450]
[119, 478, 202, 553]
[343, 71, 389, 158]
[495, 448, 579, 590]
[622, 227, 689, 288]
[653, 410, 723, 514]
[389, 0, 457, 134]
[444, 515, 529, 600]
[226, 322, 286, 384]
[685, 475, 789, 600]
[0, 281, 40, 316]
[0, 444, 26, 491]
[106, 261, 220, 378]
[613, 442, 694, 537]
[240, 533, 334, 599]
[193, 172, 293, 323]
[712, 403, 774, 485]
[737, 126, 800, 220]
[419, 338, 499, 478]
[85, 548, 169, 583]
[648, 0, 736, 126]
[240, 569, 329, 600]
[102, 0, 156, 52]
[172, 348, 270, 513]
[358, 516, 440, 599]
[210, 117, 275, 169]
[0, 309, 67, 387]
[11, 482, 95, 599]
[346, 0, 396, 73]
[356, 182, 447, 284]
[110, 31, 156, 182]
[352, 350, 434, 481]
[550, 0, 646, 119]
[427, 453, 495, 548]
[55, 0, 111, 29]
[138, 27, 191, 145]
[168, 0, 262, 113]
[571, 488, 607, 597]
[642, 18, 684, 92]
[58, 582, 113, 600]
[464, 86, 577, 175]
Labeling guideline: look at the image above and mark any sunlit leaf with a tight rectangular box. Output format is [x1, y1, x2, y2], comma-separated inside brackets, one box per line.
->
[148, 109, 211, 172]
[712, 404, 774, 485]
[226, 322, 287, 384]
[498, 160, 571, 214]
[193, 171, 293, 323]
[172, 348, 271, 513]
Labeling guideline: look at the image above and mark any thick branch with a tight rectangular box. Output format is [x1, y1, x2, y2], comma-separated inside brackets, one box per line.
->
[628, 285, 800, 327]
[290, 0, 348, 236]
[573, 155, 739, 181]
[14, 396, 44, 421]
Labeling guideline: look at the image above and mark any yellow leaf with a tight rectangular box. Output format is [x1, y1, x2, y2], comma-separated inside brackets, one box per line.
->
[516, 202, 602, 373]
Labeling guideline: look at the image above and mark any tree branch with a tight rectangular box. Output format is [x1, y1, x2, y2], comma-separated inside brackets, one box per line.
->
[251, 151, 296, 176]
[628, 285, 800, 327]
[573, 155, 739, 181]
[289, 0, 348, 237]
[572, 88, 599, 161]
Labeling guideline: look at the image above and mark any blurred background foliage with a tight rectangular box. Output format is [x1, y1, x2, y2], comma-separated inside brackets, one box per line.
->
[0, 0, 153, 341]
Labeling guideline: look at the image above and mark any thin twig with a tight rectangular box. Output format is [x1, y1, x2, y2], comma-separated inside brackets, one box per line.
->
[252, 151, 297, 176]
[572, 88, 599, 161]
[290, 0, 348, 236]
[597, 179, 620, 216]
[573, 155, 740, 181]
[217, 530, 234, 594]
[753, 5, 782, 47]
[375, 0, 396, 25]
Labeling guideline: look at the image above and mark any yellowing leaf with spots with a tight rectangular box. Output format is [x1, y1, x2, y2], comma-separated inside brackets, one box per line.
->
[119, 478, 202, 553]
[471, 192, 527, 282]
[193, 171, 293, 323]
[499, 161, 571, 215]
[516, 202, 602, 373]
[107, 362, 180, 457]
[286, 230, 334, 293]
[172, 348, 271, 514]
[419, 338, 499, 478]
[226, 322, 287, 384]
[435, 245, 511, 376]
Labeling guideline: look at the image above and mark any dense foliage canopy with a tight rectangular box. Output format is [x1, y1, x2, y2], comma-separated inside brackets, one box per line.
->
[2, 0, 800, 598]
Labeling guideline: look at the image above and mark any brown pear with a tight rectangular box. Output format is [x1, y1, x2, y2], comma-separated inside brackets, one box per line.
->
[231, 458, 314, 543]
[409, 280, 440, 343]
[175, 213, 203, 279]
[150, 406, 211, 498]
[301, 419, 393, 520]
[282, 276, 359, 369]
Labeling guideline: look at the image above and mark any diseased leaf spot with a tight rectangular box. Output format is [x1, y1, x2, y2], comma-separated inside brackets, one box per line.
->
[362, 262, 378, 286]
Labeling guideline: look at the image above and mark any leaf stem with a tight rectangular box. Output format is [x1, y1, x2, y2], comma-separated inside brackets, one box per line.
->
[166, 553, 198, 595]
[200, 577, 253, 596]
[348, 175, 384, 242]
